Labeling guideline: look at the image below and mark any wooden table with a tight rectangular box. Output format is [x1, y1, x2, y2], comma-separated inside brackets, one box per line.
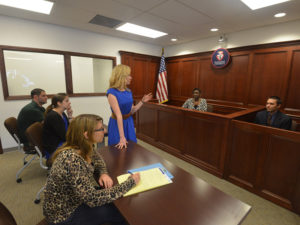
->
[99, 142, 251, 225]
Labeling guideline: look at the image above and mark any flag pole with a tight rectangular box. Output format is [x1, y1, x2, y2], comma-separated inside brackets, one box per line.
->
[156, 47, 168, 104]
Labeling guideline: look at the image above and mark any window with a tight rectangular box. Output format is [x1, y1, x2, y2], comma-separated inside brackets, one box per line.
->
[4, 50, 66, 96]
[71, 56, 113, 94]
[0, 46, 116, 100]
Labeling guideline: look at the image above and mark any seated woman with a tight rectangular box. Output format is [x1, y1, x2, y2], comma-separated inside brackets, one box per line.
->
[43, 114, 140, 225]
[42, 93, 73, 160]
[182, 88, 207, 112]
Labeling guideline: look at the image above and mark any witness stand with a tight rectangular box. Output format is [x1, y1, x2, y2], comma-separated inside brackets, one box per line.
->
[136, 101, 300, 215]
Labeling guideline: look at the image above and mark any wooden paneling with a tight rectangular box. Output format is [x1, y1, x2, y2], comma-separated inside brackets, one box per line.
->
[223, 54, 249, 103]
[198, 55, 249, 104]
[166, 61, 181, 98]
[227, 122, 265, 189]
[157, 108, 184, 152]
[261, 134, 300, 208]
[137, 106, 156, 140]
[199, 58, 226, 100]
[180, 59, 198, 98]
[120, 41, 300, 117]
[147, 60, 159, 94]
[131, 58, 148, 96]
[225, 120, 300, 213]
[248, 51, 289, 105]
[285, 50, 300, 114]
[183, 113, 227, 170]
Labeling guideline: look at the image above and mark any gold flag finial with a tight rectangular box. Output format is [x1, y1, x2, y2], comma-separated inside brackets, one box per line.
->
[162, 48, 164, 55]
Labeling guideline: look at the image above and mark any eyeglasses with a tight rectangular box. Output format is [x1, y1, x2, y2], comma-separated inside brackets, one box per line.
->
[94, 128, 104, 132]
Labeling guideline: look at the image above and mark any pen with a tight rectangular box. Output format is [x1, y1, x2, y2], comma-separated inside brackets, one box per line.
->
[128, 171, 133, 175]
[159, 168, 165, 174]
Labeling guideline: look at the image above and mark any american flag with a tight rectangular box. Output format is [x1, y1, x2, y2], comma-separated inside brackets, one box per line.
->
[156, 54, 168, 103]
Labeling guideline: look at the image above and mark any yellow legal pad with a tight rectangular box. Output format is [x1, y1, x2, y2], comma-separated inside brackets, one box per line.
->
[117, 167, 173, 197]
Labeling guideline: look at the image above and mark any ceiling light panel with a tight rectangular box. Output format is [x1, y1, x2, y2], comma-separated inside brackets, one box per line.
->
[241, 0, 290, 10]
[274, 12, 286, 17]
[116, 23, 167, 38]
[0, 0, 54, 14]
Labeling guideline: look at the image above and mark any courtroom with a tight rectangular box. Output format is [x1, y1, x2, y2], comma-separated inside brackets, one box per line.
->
[0, 0, 299, 225]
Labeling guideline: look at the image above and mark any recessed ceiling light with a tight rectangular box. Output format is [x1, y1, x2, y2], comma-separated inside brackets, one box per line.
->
[241, 0, 290, 10]
[274, 12, 286, 17]
[171, 38, 177, 42]
[116, 23, 167, 39]
[210, 28, 219, 32]
[0, 0, 54, 14]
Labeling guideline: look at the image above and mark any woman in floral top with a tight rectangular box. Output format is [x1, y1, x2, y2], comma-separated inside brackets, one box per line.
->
[182, 88, 207, 112]
[43, 114, 140, 225]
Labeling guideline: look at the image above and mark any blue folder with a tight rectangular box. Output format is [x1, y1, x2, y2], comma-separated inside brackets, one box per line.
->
[128, 163, 174, 179]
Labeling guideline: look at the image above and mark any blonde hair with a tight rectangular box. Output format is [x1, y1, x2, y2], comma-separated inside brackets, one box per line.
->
[109, 64, 131, 89]
[51, 114, 103, 163]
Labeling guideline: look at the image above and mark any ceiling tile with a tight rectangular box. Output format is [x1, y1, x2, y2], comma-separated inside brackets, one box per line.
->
[149, 0, 213, 26]
[114, 0, 167, 11]
[55, 0, 142, 21]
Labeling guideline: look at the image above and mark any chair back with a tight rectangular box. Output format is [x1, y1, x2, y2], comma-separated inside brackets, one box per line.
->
[207, 104, 213, 113]
[4, 117, 20, 145]
[25, 122, 45, 156]
[0, 202, 17, 225]
[291, 120, 297, 131]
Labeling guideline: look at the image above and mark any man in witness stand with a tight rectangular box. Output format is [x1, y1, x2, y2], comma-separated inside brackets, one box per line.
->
[17, 88, 48, 151]
[254, 96, 292, 130]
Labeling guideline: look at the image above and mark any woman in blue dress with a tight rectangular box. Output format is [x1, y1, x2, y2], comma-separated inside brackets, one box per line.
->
[107, 64, 152, 149]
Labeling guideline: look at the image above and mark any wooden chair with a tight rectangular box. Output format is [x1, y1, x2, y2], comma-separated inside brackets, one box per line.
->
[291, 120, 298, 131]
[25, 122, 48, 204]
[207, 104, 213, 112]
[4, 117, 38, 183]
[0, 201, 48, 225]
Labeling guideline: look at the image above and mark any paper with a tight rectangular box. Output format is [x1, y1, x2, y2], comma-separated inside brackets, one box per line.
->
[117, 168, 172, 197]
[128, 163, 174, 179]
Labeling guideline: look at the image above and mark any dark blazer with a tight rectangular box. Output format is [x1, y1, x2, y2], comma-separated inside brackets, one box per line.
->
[43, 110, 69, 155]
[254, 110, 292, 130]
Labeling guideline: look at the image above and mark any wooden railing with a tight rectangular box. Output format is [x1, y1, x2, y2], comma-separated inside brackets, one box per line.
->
[225, 119, 300, 213]
[136, 102, 300, 214]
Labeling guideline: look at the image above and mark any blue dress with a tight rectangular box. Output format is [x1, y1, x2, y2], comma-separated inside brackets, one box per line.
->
[106, 88, 137, 146]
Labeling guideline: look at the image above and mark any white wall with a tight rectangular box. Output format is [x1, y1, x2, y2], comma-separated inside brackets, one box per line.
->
[0, 15, 161, 149]
[165, 19, 300, 56]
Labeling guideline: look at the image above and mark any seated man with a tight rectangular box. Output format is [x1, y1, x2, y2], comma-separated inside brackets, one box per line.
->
[17, 88, 48, 149]
[254, 96, 291, 130]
